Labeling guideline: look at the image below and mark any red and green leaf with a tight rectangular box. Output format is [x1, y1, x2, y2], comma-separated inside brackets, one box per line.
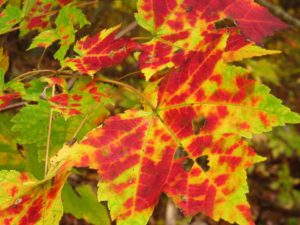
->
[207, 0, 287, 43]
[0, 169, 68, 225]
[135, 0, 286, 80]
[0, 1, 298, 225]
[19, 0, 55, 36]
[29, 4, 90, 62]
[50, 34, 300, 225]
[0, 93, 20, 109]
[63, 26, 139, 76]
[49, 78, 114, 122]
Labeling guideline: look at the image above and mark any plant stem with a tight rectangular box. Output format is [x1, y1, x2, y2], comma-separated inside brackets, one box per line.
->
[132, 37, 151, 41]
[115, 21, 138, 39]
[98, 76, 156, 112]
[37, 48, 47, 70]
[14, 69, 57, 81]
[44, 85, 55, 177]
[117, 71, 141, 80]
[256, 0, 300, 28]
[67, 115, 88, 146]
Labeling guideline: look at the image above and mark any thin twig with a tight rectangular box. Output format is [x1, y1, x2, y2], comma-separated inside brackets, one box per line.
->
[44, 85, 55, 177]
[14, 69, 57, 81]
[117, 71, 141, 81]
[115, 21, 138, 39]
[67, 115, 88, 146]
[131, 36, 151, 41]
[37, 48, 47, 70]
[98, 76, 156, 112]
[0, 102, 26, 112]
[67, 77, 77, 90]
[256, 0, 300, 28]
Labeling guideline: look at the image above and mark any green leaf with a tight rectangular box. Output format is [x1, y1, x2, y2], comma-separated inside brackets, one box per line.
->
[5, 80, 25, 95]
[23, 144, 45, 179]
[0, 113, 43, 177]
[28, 30, 59, 50]
[0, 113, 25, 170]
[29, 4, 90, 62]
[0, 48, 9, 93]
[65, 115, 96, 142]
[62, 183, 111, 225]
[11, 101, 66, 161]
[0, 5, 21, 35]
[54, 4, 90, 61]
[23, 79, 46, 101]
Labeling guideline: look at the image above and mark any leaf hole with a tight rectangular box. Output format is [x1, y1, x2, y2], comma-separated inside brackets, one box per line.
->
[14, 198, 22, 205]
[181, 158, 194, 172]
[215, 18, 236, 30]
[196, 155, 210, 172]
[174, 48, 183, 54]
[185, 5, 192, 13]
[192, 115, 206, 135]
[174, 146, 188, 160]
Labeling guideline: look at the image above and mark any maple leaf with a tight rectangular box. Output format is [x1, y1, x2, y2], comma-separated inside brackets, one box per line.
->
[54, 111, 261, 225]
[28, 30, 59, 49]
[135, 0, 286, 80]
[0, 4, 21, 35]
[62, 183, 111, 225]
[49, 77, 114, 121]
[207, 0, 287, 43]
[0, 93, 20, 109]
[19, 0, 54, 36]
[0, 2, 297, 225]
[23, 79, 46, 102]
[63, 26, 138, 75]
[51, 32, 300, 225]
[0, 169, 67, 225]
[29, 4, 90, 61]
[11, 101, 66, 161]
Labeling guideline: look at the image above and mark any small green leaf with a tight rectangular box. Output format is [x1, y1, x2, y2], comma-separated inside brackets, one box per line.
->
[29, 4, 90, 62]
[28, 29, 59, 50]
[23, 79, 46, 101]
[0, 5, 21, 35]
[62, 183, 111, 225]
[5, 80, 25, 95]
[54, 4, 90, 61]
